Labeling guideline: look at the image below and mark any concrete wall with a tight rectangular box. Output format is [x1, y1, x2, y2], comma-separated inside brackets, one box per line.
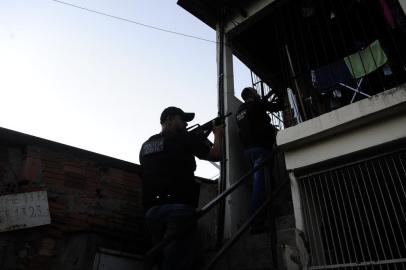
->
[276, 85, 406, 269]
[278, 86, 406, 170]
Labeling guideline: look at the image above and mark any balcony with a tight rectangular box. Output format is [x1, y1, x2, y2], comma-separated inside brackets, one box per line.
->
[277, 86, 406, 269]
[178, 0, 406, 268]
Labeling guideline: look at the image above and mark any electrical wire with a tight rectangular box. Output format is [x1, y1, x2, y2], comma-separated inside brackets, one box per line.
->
[50, 0, 217, 44]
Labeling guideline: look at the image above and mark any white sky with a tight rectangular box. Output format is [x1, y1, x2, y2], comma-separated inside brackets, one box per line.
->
[0, 0, 251, 179]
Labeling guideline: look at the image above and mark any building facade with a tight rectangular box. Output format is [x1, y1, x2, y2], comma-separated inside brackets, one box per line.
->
[178, 0, 406, 269]
[0, 127, 145, 269]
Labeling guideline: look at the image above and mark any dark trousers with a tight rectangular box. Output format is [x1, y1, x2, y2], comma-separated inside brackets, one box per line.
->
[145, 203, 197, 270]
[244, 147, 272, 213]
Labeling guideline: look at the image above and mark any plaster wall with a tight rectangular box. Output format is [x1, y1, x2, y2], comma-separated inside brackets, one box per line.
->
[277, 86, 406, 170]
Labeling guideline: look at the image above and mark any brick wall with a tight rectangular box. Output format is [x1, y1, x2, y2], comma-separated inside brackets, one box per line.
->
[0, 135, 145, 270]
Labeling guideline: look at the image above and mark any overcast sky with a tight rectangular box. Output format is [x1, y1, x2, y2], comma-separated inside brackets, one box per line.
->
[0, 0, 251, 179]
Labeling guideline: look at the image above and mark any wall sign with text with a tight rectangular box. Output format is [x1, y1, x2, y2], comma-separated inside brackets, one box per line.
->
[0, 191, 51, 232]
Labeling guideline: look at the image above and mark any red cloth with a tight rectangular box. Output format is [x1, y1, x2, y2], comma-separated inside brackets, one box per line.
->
[380, 0, 396, 27]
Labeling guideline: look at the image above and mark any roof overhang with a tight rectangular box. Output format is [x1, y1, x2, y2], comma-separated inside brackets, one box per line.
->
[177, 0, 284, 94]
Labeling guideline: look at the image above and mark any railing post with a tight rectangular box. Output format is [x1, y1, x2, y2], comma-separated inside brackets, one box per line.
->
[289, 171, 304, 231]
[289, 171, 311, 269]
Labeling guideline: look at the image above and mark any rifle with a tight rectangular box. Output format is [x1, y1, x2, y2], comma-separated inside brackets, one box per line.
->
[187, 112, 232, 139]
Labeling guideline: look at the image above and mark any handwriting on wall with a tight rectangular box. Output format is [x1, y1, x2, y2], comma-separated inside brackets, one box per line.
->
[0, 191, 51, 232]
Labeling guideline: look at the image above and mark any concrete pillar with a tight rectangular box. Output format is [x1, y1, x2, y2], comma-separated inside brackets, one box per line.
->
[216, 24, 250, 239]
[290, 171, 304, 231]
[289, 171, 311, 268]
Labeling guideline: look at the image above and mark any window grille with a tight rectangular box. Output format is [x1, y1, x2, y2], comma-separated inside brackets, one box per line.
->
[297, 150, 406, 269]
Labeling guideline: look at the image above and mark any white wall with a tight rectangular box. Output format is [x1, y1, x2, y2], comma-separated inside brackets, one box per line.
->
[277, 86, 406, 170]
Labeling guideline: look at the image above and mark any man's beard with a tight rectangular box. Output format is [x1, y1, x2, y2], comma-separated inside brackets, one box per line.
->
[175, 126, 187, 133]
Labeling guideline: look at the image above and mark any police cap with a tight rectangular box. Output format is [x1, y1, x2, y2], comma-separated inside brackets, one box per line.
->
[160, 106, 195, 124]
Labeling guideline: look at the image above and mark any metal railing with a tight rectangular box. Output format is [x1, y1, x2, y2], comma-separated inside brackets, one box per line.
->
[297, 149, 406, 269]
[251, 71, 286, 130]
[143, 151, 285, 270]
[260, 0, 406, 124]
[202, 179, 288, 270]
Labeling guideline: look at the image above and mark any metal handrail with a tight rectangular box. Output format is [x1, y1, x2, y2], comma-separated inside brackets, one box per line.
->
[270, 111, 286, 127]
[251, 70, 287, 129]
[143, 152, 276, 269]
[198, 153, 274, 218]
[202, 179, 288, 270]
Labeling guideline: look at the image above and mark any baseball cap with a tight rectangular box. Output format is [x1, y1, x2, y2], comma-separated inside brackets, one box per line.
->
[160, 106, 195, 124]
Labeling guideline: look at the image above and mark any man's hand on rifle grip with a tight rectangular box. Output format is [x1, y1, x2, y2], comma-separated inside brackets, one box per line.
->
[212, 119, 225, 139]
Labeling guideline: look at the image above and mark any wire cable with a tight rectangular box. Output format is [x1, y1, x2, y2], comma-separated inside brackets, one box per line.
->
[50, 0, 216, 44]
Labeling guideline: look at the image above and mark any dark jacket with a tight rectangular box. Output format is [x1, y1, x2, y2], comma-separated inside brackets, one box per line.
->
[139, 131, 210, 210]
[236, 99, 281, 149]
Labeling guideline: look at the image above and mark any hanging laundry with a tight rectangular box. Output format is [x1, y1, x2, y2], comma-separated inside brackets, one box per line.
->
[380, 0, 406, 28]
[287, 88, 303, 124]
[388, 0, 406, 28]
[380, 0, 396, 27]
[344, 40, 388, 79]
[311, 60, 352, 91]
[383, 63, 393, 76]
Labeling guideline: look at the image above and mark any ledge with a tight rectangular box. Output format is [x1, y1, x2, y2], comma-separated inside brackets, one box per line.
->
[277, 85, 406, 170]
[278, 85, 406, 150]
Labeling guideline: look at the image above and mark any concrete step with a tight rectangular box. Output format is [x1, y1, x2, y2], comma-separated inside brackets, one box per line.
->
[276, 228, 297, 270]
[198, 216, 296, 269]
[276, 228, 296, 250]
[272, 201, 293, 217]
[199, 232, 276, 270]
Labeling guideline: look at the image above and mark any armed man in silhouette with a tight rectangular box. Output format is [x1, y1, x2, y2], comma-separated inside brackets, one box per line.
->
[140, 106, 224, 270]
[236, 87, 283, 234]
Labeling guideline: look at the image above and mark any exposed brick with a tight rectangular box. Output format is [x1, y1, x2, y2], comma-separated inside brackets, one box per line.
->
[37, 238, 56, 256]
[64, 173, 87, 190]
[28, 255, 51, 269]
[22, 156, 42, 182]
[0, 135, 144, 270]
[67, 214, 90, 231]
[88, 216, 107, 227]
[63, 163, 85, 175]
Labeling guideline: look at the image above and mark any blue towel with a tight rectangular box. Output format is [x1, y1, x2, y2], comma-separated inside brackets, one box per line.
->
[313, 60, 353, 91]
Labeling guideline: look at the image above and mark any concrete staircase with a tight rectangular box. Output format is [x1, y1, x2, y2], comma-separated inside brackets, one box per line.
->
[199, 213, 297, 270]
[198, 152, 299, 270]
[275, 214, 297, 270]
[203, 231, 275, 270]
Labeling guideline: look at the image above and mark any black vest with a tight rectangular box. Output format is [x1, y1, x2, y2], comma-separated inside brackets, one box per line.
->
[236, 100, 276, 149]
[139, 131, 210, 210]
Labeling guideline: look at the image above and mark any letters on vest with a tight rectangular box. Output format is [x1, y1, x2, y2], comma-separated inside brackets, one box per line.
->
[141, 137, 164, 156]
[236, 109, 247, 121]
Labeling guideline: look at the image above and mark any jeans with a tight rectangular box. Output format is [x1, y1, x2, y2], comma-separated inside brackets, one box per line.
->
[145, 203, 197, 270]
[244, 147, 272, 215]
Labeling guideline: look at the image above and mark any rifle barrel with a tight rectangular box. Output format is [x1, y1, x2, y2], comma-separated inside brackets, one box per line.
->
[187, 112, 232, 135]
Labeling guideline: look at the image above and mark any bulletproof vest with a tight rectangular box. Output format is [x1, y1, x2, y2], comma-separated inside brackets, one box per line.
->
[140, 132, 200, 209]
[236, 101, 276, 149]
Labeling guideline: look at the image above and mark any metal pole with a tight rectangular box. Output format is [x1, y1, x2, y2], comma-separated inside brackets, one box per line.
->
[285, 44, 307, 121]
[216, 14, 226, 249]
